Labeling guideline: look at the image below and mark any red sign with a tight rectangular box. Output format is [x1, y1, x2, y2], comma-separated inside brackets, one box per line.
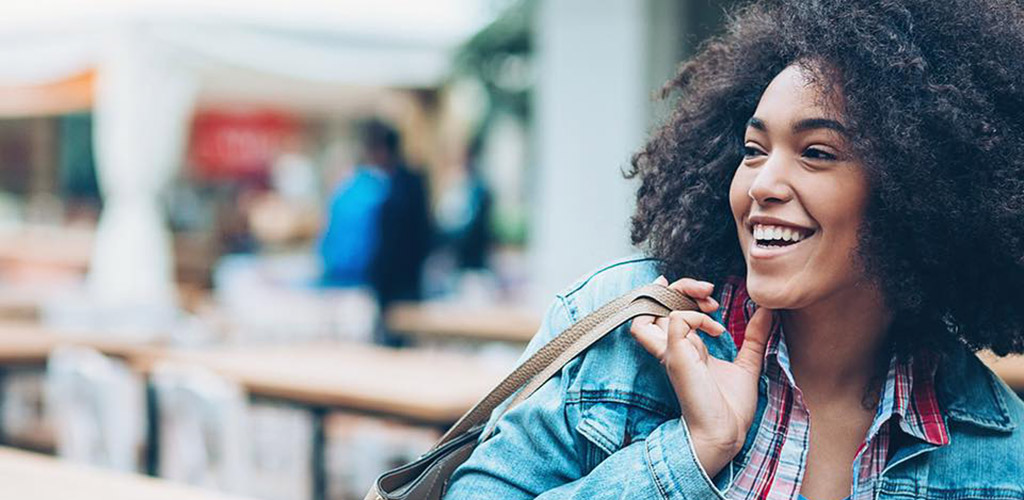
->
[188, 110, 298, 181]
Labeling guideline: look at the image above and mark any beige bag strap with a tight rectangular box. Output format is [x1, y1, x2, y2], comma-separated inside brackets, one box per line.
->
[435, 283, 696, 447]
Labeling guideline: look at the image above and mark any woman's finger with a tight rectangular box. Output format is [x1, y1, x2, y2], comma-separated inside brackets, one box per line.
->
[685, 328, 710, 362]
[665, 278, 719, 313]
[631, 314, 656, 329]
[630, 321, 668, 359]
[664, 313, 709, 372]
[695, 296, 720, 313]
[734, 306, 773, 374]
[654, 315, 670, 332]
[667, 277, 715, 299]
[630, 314, 666, 358]
[665, 309, 695, 361]
[669, 310, 726, 337]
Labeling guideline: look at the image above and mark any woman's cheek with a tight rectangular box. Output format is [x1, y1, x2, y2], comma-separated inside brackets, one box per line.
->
[729, 166, 752, 226]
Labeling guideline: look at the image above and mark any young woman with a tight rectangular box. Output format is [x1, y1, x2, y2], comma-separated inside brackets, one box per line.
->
[444, 0, 1024, 498]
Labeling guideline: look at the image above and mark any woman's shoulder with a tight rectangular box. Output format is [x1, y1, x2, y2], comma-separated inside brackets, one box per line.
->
[554, 254, 663, 318]
[519, 254, 664, 361]
[917, 349, 1024, 496]
[512, 256, 673, 415]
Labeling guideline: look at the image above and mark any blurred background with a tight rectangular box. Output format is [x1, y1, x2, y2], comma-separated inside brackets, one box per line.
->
[0, 1, 756, 499]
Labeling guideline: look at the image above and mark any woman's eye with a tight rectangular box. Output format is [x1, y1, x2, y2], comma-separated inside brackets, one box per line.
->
[803, 147, 837, 161]
[743, 145, 764, 158]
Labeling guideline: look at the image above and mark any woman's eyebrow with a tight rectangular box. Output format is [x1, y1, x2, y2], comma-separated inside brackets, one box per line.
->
[792, 117, 847, 135]
[745, 116, 847, 135]
[746, 117, 766, 131]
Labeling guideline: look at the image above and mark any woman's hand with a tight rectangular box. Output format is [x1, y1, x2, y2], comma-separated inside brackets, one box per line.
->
[630, 276, 772, 478]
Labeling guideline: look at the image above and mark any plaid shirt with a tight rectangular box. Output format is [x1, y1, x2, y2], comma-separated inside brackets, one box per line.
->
[717, 280, 949, 500]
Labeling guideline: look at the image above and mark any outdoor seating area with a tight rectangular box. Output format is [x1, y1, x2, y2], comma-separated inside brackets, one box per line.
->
[0, 322, 511, 499]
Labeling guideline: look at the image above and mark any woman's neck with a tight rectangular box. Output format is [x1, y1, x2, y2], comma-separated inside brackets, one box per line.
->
[780, 282, 893, 403]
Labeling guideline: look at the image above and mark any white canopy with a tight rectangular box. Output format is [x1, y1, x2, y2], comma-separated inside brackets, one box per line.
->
[0, 0, 492, 87]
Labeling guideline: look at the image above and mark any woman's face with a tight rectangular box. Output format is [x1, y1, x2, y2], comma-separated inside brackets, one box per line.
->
[729, 63, 872, 310]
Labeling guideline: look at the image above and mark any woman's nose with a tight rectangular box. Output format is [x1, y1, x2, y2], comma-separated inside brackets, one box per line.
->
[748, 153, 794, 205]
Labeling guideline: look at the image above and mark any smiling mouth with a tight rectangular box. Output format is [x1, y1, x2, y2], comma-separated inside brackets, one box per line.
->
[752, 223, 816, 248]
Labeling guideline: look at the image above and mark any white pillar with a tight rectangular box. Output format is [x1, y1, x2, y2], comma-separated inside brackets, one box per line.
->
[529, 0, 684, 303]
[85, 29, 198, 330]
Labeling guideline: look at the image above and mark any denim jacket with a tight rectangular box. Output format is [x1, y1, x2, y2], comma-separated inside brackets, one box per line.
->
[445, 255, 1024, 499]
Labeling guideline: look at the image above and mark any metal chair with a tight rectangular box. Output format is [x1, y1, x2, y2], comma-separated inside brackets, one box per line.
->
[45, 345, 145, 472]
[151, 361, 249, 493]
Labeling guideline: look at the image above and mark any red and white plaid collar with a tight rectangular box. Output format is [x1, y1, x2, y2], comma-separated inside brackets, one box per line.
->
[718, 278, 949, 447]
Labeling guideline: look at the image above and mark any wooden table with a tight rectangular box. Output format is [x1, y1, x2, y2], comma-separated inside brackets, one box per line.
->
[0, 226, 93, 275]
[0, 446, 253, 500]
[138, 343, 507, 500]
[0, 287, 46, 321]
[0, 322, 162, 365]
[148, 343, 507, 425]
[386, 301, 541, 343]
[0, 282, 86, 322]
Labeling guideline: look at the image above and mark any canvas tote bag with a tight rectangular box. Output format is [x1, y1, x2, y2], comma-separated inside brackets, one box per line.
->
[365, 283, 697, 500]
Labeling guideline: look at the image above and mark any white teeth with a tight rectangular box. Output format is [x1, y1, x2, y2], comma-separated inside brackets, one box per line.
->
[752, 224, 810, 243]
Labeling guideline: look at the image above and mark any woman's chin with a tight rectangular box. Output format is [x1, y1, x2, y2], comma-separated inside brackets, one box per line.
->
[745, 280, 799, 309]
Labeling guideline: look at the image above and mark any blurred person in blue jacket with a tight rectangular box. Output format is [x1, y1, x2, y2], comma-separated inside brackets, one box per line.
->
[317, 164, 389, 287]
[318, 120, 432, 345]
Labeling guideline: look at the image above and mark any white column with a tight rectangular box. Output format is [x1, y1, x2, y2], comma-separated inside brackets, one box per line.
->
[85, 29, 198, 329]
[529, 0, 683, 303]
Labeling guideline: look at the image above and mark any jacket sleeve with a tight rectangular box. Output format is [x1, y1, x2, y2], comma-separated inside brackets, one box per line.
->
[443, 296, 731, 500]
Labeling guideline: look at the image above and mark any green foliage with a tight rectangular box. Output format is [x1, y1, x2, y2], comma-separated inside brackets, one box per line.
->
[452, 0, 534, 121]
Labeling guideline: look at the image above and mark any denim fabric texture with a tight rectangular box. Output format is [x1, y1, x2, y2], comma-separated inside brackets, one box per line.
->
[443, 255, 1024, 499]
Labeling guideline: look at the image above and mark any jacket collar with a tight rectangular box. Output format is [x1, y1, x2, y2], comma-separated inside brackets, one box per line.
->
[935, 344, 1016, 432]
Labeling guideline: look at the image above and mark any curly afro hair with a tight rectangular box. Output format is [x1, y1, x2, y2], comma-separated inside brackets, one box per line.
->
[627, 0, 1024, 356]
